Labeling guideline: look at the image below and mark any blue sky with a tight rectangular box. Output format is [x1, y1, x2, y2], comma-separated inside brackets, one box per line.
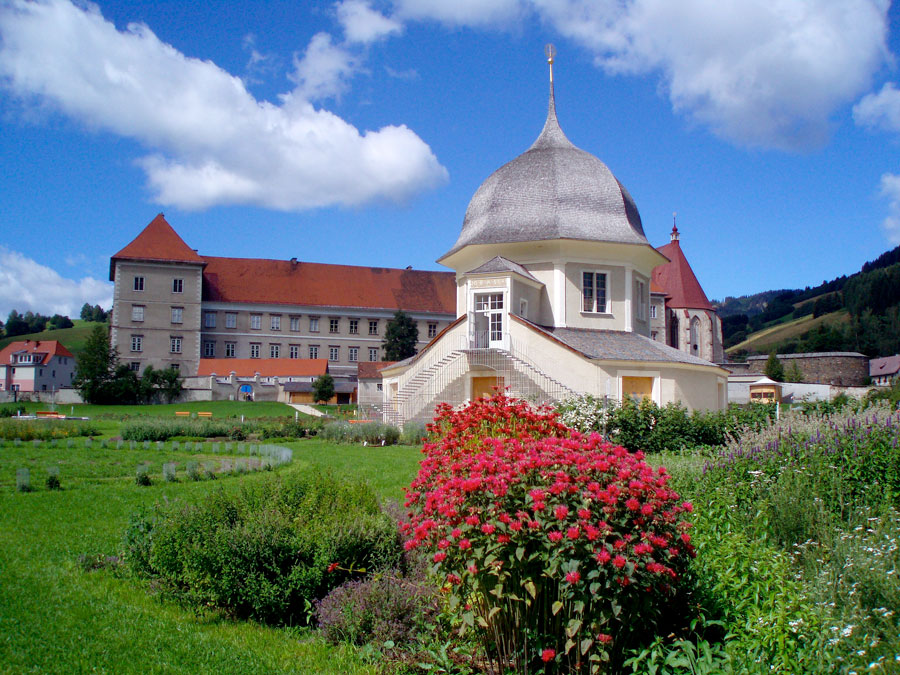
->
[2, 0, 900, 319]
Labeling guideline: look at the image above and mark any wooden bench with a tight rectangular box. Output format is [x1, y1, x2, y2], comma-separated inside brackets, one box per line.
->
[175, 411, 190, 417]
[36, 411, 64, 419]
[197, 412, 213, 418]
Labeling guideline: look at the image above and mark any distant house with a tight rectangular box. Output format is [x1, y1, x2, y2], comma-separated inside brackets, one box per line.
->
[869, 355, 900, 386]
[357, 361, 395, 410]
[192, 357, 329, 402]
[0, 340, 76, 393]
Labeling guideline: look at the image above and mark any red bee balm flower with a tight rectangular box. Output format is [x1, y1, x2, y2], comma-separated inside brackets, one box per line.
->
[554, 505, 569, 520]
[565, 570, 581, 584]
[541, 648, 556, 662]
[458, 539, 471, 550]
[548, 530, 564, 542]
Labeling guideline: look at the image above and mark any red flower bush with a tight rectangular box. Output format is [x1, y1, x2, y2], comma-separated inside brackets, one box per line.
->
[403, 394, 694, 673]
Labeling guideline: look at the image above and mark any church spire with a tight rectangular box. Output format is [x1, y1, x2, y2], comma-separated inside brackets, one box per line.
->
[671, 212, 680, 243]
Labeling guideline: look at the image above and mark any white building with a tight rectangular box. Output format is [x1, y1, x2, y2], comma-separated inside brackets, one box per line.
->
[382, 69, 728, 426]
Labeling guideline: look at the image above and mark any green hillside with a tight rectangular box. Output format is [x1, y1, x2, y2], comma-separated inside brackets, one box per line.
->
[0, 320, 103, 358]
[726, 310, 849, 355]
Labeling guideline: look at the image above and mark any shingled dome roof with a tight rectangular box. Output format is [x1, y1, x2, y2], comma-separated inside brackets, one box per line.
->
[442, 86, 649, 260]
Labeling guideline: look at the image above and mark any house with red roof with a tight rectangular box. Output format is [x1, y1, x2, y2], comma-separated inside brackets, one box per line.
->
[109, 214, 457, 390]
[0, 340, 76, 393]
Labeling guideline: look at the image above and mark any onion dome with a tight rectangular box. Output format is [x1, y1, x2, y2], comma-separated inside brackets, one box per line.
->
[441, 84, 649, 260]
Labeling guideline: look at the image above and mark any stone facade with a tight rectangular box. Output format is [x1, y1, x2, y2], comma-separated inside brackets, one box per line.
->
[745, 352, 869, 386]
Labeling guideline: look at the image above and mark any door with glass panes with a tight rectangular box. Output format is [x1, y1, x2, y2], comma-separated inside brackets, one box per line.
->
[472, 292, 504, 348]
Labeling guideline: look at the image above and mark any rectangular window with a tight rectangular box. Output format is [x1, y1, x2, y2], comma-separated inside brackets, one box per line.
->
[519, 298, 529, 319]
[369, 347, 379, 362]
[204, 341, 215, 357]
[376, 383, 383, 391]
[368, 320, 378, 335]
[170, 363, 180, 372]
[271, 315, 281, 331]
[349, 347, 359, 362]
[250, 314, 261, 330]
[130, 362, 140, 372]
[133, 276, 144, 292]
[171, 307, 183, 324]
[309, 345, 319, 359]
[329, 318, 340, 333]
[225, 312, 237, 328]
[289, 345, 299, 359]
[427, 322, 437, 338]
[636, 280, 647, 321]
[170, 336, 182, 354]
[204, 312, 216, 328]
[649, 304, 657, 320]
[131, 305, 144, 322]
[290, 316, 301, 331]
[250, 343, 260, 358]
[329, 346, 340, 361]
[270, 343, 280, 358]
[225, 342, 236, 358]
[349, 319, 359, 334]
[131, 335, 143, 352]
[172, 278, 183, 293]
[582, 272, 608, 313]
[309, 317, 319, 332]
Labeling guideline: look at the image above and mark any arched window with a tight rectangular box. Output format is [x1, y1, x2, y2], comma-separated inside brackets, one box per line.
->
[669, 315, 679, 349]
[690, 316, 701, 353]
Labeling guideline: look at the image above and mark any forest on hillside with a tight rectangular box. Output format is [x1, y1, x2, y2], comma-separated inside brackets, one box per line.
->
[716, 244, 900, 358]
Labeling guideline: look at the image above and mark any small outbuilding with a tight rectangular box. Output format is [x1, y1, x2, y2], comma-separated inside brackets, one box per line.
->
[749, 376, 782, 403]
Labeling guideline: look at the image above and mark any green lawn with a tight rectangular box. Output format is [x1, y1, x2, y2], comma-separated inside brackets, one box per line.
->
[0, 431, 423, 673]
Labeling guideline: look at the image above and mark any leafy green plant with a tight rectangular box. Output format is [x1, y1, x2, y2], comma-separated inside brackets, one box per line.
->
[404, 395, 695, 673]
[135, 464, 151, 486]
[123, 471, 403, 625]
[16, 467, 31, 493]
[46, 466, 61, 490]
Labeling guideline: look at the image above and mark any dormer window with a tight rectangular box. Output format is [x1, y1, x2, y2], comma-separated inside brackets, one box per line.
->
[582, 271, 608, 313]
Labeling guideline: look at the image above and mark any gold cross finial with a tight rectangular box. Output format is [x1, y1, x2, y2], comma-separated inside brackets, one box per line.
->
[545, 43, 556, 83]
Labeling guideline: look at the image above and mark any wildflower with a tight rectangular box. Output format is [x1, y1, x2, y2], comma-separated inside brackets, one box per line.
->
[613, 555, 627, 569]
[596, 549, 611, 564]
[548, 530, 564, 542]
[433, 551, 447, 563]
[565, 570, 581, 584]
[327, 562, 339, 573]
[625, 497, 641, 511]
[554, 505, 569, 520]
[437, 539, 450, 550]
[597, 633, 613, 644]
[458, 539, 471, 550]
[541, 648, 556, 662]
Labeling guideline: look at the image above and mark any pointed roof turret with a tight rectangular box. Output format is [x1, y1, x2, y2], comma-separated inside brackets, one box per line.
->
[652, 226, 714, 311]
[110, 214, 204, 280]
[439, 49, 649, 263]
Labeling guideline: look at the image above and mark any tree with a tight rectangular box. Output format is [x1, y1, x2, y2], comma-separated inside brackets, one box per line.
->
[140, 365, 184, 404]
[48, 314, 74, 330]
[4, 310, 29, 337]
[74, 324, 116, 403]
[91, 305, 108, 322]
[764, 351, 785, 382]
[382, 310, 419, 361]
[80, 303, 93, 321]
[312, 374, 335, 404]
[784, 360, 804, 383]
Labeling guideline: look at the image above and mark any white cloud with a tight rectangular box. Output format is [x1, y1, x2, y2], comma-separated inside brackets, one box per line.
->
[0, 0, 447, 211]
[0, 247, 112, 319]
[337, 0, 402, 44]
[393, 0, 522, 25]
[289, 31, 359, 101]
[531, 0, 892, 150]
[854, 82, 900, 134]
[387, 0, 892, 150]
[879, 173, 900, 245]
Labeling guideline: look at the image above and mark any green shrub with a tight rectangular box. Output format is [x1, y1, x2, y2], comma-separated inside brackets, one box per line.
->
[319, 421, 400, 445]
[123, 471, 403, 624]
[0, 404, 26, 417]
[46, 467, 61, 490]
[399, 420, 428, 446]
[135, 464, 151, 486]
[0, 418, 97, 441]
[16, 468, 31, 493]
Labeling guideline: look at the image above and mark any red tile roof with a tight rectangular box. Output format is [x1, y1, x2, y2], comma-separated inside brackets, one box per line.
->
[110, 214, 204, 279]
[0, 340, 74, 365]
[196, 358, 328, 378]
[357, 361, 396, 379]
[201, 256, 456, 313]
[653, 239, 713, 311]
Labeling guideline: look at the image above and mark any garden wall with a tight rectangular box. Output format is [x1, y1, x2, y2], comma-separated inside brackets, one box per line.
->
[745, 352, 868, 386]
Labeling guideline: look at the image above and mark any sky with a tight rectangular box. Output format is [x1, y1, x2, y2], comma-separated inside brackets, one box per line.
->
[2, 0, 900, 320]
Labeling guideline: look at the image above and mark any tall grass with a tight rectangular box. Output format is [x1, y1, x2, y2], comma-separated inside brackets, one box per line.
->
[681, 403, 900, 673]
